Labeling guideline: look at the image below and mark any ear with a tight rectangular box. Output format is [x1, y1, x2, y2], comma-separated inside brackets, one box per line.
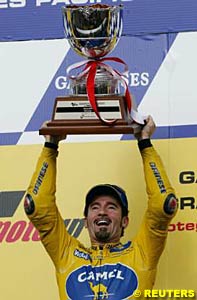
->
[122, 216, 129, 229]
[84, 218, 88, 228]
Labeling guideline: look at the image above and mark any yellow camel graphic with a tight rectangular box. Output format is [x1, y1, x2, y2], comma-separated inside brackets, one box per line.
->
[89, 281, 109, 300]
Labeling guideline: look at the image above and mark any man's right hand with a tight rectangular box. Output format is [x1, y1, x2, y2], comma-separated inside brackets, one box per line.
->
[134, 115, 156, 141]
[43, 121, 67, 145]
[45, 134, 67, 145]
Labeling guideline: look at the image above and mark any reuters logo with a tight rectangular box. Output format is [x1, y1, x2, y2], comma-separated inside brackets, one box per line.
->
[132, 289, 196, 298]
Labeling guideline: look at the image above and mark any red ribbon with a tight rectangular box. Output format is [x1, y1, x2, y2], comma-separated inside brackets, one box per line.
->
[69, 57, 132, 125]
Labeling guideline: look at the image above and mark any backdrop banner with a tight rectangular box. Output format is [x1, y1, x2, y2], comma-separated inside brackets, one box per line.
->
[1, 0, 197, 41]
[0, 139, 196, 299]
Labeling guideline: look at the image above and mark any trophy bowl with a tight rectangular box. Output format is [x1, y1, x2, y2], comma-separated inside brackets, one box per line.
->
[39, 4, 143, 136]
[62, 4, 123, 58]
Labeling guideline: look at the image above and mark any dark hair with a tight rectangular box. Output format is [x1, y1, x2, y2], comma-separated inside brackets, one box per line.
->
[84, 184, 129, 217]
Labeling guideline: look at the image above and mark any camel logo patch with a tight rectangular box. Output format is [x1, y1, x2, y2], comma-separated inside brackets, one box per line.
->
[66, 263, 138, 299]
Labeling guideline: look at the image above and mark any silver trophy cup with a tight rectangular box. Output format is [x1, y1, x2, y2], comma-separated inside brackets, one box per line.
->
[62, 4, 123, 96]
[62, 4, 122, 58]
[39, 4, 138, 135]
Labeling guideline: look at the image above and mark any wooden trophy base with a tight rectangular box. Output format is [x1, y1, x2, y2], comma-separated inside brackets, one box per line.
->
[39, 95, 140, 135]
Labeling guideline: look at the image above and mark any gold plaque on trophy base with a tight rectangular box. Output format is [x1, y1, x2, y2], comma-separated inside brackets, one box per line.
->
[39, 95, 139, 135]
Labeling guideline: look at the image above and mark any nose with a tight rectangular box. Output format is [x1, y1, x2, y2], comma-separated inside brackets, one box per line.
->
[98, 206, 108, 216]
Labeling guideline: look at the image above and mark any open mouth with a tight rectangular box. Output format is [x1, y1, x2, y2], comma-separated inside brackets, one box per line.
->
[95, 219, 111, 226]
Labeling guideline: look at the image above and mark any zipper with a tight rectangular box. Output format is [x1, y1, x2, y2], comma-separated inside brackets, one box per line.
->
[98, 246, 103, 300]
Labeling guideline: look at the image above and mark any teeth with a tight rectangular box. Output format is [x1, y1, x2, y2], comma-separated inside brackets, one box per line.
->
[97, 220, 109, 226]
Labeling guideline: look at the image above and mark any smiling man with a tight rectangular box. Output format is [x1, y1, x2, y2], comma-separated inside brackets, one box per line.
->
[24, 116, 178, 300]
[84, 185, 129, 245]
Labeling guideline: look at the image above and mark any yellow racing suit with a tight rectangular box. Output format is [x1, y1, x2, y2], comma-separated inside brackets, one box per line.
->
[24, 140, 177, 300]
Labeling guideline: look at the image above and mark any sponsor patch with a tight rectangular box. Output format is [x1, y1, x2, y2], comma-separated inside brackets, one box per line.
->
[164, 194, 178, 215]
[24, 194, 35, 215]
[149, 162, 166, 193]
[66, 263, 138, 299]
[33, 162, 48, 195]
[74, 249, 90, 261]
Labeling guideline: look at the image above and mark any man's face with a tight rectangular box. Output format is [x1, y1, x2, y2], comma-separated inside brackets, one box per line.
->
[84, 196, 129, 245]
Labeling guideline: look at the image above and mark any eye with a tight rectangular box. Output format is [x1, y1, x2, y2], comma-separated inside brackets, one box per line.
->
[90, 204, 99, 210]
[108, 204, 117, 210]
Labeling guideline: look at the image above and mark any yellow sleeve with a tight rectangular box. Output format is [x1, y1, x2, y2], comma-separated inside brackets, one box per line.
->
[134, 146, 178, 268]
[24, 146, 76, 269]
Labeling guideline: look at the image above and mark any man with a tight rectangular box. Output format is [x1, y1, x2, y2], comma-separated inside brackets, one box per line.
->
[24, 116, 177, 300]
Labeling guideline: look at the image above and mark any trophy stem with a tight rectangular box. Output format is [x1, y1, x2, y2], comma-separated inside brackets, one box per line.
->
[67, 57, 132, 125]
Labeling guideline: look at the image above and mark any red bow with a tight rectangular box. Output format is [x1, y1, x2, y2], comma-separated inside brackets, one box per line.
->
[67, 57, 132, 125]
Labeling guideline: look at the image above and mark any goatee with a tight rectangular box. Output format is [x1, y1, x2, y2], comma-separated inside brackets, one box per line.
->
[95, 228, 110, 242]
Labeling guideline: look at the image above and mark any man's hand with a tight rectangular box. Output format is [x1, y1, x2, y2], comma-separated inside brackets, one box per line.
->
[134, 115, 156, 141]
[42, 121, 67, 145]
[45, 134, 67, 145]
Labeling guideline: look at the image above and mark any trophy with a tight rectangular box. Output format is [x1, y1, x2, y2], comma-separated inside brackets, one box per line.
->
[39, 4, 144, 135]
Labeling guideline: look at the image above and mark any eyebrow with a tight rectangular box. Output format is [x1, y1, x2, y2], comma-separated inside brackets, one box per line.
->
[90, 200, 119, 207]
